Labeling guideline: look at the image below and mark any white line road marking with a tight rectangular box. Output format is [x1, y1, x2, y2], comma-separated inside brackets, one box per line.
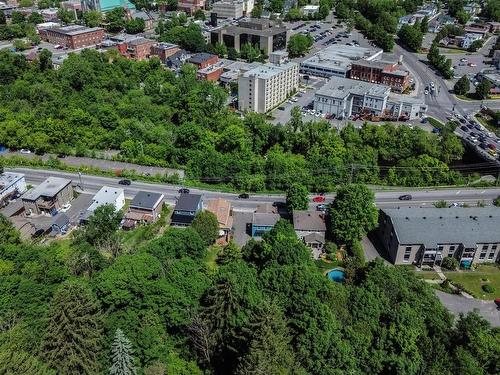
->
[456, 191, 461, 195]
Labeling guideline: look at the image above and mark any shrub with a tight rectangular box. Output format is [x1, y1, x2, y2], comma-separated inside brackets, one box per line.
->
[482, 284, 495, 293]
[441, 256, 458, 270]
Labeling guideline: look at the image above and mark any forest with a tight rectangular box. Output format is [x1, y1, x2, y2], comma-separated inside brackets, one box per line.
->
[0, 49, 474, 191]
[0, 204, 499, 375]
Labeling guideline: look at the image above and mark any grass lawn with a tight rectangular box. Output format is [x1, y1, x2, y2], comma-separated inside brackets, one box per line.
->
[444, 264, 500, 300]
[205, 245, 220, 273]
[440, 48, 467, 54]
[415, 271, 442, 280]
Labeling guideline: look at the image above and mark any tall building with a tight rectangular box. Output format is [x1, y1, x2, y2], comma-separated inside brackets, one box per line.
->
[211, 18, 288, 56]
[212, 0, 244, 19]
[238, 57, 299, 113]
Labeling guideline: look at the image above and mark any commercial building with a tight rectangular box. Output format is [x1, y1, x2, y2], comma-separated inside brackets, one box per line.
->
[207, 198, 233, 244]
[349, 59, 410, 93]
[124, 37, 156, 60]
[177, 0, 205, 14]
[81, 0, 135, 12]
[212, 0, 244, 19]
[39, 25, 105, 49]
[314, 77, 427, 120]
[210, 18, 288, 57]
[171, 193, 203, 226]
[302, 5, 319, 15]
[123, 191, 164, 229]
[22, 177, 73, 216]
[151, 42, 180, 63]
[377, 207, 500, 267]
[198, 62, 225, 81]
[292, 210, 327, 259]
[238, 58, 299, 113]
[0, 172, 26, 205]
[299, 44, 383, 78]
[219, 60, 261, 83]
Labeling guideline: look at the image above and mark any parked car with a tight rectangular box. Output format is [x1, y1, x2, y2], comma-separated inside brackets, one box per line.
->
[178, 188, 190, 194]
[60, 203, 72, 213]
[20, 149, 31, 154]
[312, 196, 326, 203]
[398, 194, 412, 201]
[460, 125, 469, 132]
[238, 193, 249, 199]
[118, 179, 131, 185]
[316, 204, 327, 211]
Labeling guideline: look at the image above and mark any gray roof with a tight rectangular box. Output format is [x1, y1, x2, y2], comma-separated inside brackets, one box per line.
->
[252, 212, 280, 226]
[317, 76, 391, 100]
[242, 61, 298, 80]
[53, 213, 70, 227]
[301, 44, 382, 72]
[130, 191, 163, 209]
[0, 172, 24, 193]
[303, 232, 326, 243]
[293, 210, 326, 232]
[189, 53, 216, 65]
[175, 193, 202, 211]
[47, 25, 104, 36]
[383, 207, 500, 248]
[22, 177, 71, 201]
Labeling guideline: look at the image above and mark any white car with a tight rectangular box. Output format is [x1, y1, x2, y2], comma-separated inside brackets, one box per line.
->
[460, 58, 467, 62]
[315, 113, 321, 117]
[20, 149, 31, 154]
[430, 81, 435, 88]
[60, 203, 71, 212]
[469, 63, 477, 67]
[424, 90, 429, 95]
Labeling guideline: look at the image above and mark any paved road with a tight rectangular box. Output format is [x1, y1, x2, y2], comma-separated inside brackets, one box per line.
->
[8, 167, 500, 211]
[435, 290, 500, 327]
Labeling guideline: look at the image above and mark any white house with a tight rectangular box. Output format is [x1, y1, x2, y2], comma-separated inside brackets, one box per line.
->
[0, 172, 27, 203]
[461, 33, 482, 49]
[87, 186, 125, 212]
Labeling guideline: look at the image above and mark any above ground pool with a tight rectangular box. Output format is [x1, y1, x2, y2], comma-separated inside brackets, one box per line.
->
[327, 269, 345, 283]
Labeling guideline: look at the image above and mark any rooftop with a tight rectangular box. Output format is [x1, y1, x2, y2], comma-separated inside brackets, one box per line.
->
[292, 210, 326, 232]
[316, 76, 391, 99]
[0, 172, 24, 192]
[130, 191, 164, 210]
[301, 44, 383, 72]
[22, 177, 71, 201]
[382, 207, 500, 248]
[127, 37, 155, 46]
[47, 25, 104, 36]
[207, 198, 233, 228]
[252, 212, 280, 226]
[175, 193, 202, 211]
[242, 61, 298, 80]
[88, 186, 124, 212]
[189, 52, 217, 64]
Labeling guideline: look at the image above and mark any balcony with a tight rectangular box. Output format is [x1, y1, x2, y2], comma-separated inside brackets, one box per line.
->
[37, 199, 56, 209]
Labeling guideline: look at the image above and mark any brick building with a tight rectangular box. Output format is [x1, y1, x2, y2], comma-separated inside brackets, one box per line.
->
[125, 37, 156, 60]
[177, 0, 205, 14]
[188, 52, 218, 69]
[151, 42, 180, 63]
[349, 59, 410, 92]
[39, 25, 105, 49]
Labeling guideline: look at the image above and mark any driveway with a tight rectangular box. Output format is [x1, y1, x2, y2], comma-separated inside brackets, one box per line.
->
[232, 211, 253, 247]
[435, 290, 500, 327]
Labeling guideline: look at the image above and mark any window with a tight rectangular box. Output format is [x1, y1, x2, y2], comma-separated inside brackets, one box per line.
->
[450, 245, 455, 251]
[403, 247, 412, 262]
[492, 245, 498, 250]
[488, 252, 495, 260]
[482, 245, 488, 250]
[438, 246, 444, 251]
[480, 252, 486, 259]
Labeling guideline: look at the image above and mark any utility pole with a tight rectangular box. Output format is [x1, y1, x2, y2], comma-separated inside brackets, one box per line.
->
[78, 172, 84, 191]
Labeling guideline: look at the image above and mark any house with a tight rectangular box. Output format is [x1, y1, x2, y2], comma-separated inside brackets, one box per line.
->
[461, 33, 482, 49]
[428, 21, 441, 33]
[188, 53, 219, 69]
[436, 15, 456, 26]
[292, 210, 327, 259]
[131, 10, 154, 30]
[398, 15, 416, 27]
[377, 207, 500, 267]
[488, 22, 500, 33]
[0, 172, 26, 205]
[22, 177, 73, 216]
[171, 193, 202, 226]
[124, 37, 156, 61]
[88, 186, 125, 212]
[207, 198, 233, 244]
[251, 212, 280, 237]
[123, 191, 164, 229]
[464, 24, 489, 38]
[50, 213, 70, 236]
[165, 49, 190, 71]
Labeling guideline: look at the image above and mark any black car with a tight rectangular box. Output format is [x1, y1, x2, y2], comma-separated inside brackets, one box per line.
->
[398, 194, 412, 201]
[474, 124, 482, 130]
[316, 204, 327, 212]
[178, 188, 190, 194]
[118, 179, 131, 185]
[460, 126, 468, 132]
[466, 123, 474, 129]
[57, 153, 66, 158]
[238, 193, 249, 199]
[459, 118, 466, 124]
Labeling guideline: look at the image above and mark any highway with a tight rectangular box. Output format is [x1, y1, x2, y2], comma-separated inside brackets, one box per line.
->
[8, 167, 500, 211]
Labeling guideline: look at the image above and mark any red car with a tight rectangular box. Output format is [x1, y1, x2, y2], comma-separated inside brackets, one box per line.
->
[313, 196, 325, 203]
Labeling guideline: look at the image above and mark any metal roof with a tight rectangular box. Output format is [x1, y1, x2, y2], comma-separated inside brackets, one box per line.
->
[382, 207, 500, 249]
[87, 186, 124, 212]
[22, 177, 71, 201]
[317, 76, 391, 99]
[130, 191, 163, 210]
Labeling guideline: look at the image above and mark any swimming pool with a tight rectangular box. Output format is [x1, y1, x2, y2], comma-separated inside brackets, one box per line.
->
[327, 269, 345, 283]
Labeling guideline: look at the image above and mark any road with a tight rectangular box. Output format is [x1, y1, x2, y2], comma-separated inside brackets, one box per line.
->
[8, 167, 500, 211]
[435, 290, 500, 327]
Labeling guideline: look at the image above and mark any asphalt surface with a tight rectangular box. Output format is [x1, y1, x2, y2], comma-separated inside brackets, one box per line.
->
[8, 167, 500, 211]
[435, 290, 500, 327]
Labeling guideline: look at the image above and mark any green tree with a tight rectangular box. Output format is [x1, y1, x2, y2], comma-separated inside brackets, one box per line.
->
[105, 7, 126, 32]
[267, 0, 284, 13]
[83, 10, 103, 27]
[420, 15, 429, 33]
[328, 184, 378, 245]
[228, 47, 239, 60]
[476, 79, 492, 100]
[455, 9, 470, 24]
[212, 42, 227, 57]
[441, 256, 458, 270]
[287, 33, 313, 57]
[398, 24, 423, 52]
[125, 18, 145, 34]
[493, 195, 500, 207]
[468, 39, 484, 52]
[10, 11, 25, 24]
[434, 200, 448, 208]
[217, 240, 242, 265]
[147, 228, 206, 261]
[240, 42, 261, 62]
[42, 281, 103, 374]
[109, 328, 137, 375]
[454, 75, 470, 95]
[0, 348, 55, 375]
[0, 10, 5, 24]
[193, 9, 205, 20]
[27, 12, 44, 24]
[286, 182, 309, 210]
[56, 8, 75, 24]
[191, 210, 219, 246]
[251, 4, 263, 17]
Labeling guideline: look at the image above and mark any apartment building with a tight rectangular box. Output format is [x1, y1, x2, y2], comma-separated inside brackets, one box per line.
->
[125, 37, 156, 60]
[212, 0, 244, 18]
[238, 60, 299, 113]
[350, 59, 410, 93]
[151, 42, 180, 63]
[314, 77, 427, 120]
[39, 25, 105, 49]
[22, 177, 73, 216]
[378, 207, 500, 267]
[210, 18, 288, 56]
[177, 0, 205, 14]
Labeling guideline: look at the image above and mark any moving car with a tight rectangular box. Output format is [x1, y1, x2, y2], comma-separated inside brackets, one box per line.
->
[20, 149, 31, 154]
[118, 179, 131, 185]
[238, 193, 249, 199]
[398, 194, 412, 201]
[178, 188, 190, 194]
[313, 196, 326, 203]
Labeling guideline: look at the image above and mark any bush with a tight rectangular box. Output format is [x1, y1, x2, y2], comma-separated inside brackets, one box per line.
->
[441, 256, 459, 270]
[482, 284, 495, 293]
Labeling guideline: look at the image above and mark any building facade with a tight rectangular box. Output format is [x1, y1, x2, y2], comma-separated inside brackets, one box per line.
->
[171, 193, 202, 226]
[212, 0, 244, 18]
[238, 61, 299, 113]
[151, 42, 180, 63]
[125, 37, 156, 60]
[81, 0, 135, 12]
[210, 18, 288, 56]
[350, 59, 410, 92]
[292, 210, 327, 259]
[378, 207, 500, 267]
[123, 191, 164, 229]
[0, 172, 26, 205]
[22, 177, 73, 216]
[39, 25, 105, 49]
[207, 198, 233, 244]
[177, 0, 205, 14]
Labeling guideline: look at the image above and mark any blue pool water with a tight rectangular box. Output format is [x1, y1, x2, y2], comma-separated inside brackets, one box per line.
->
[327, 269, 345, 283]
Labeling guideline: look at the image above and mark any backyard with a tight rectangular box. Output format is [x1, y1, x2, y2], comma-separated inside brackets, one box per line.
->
[444, 264, 500, 300]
